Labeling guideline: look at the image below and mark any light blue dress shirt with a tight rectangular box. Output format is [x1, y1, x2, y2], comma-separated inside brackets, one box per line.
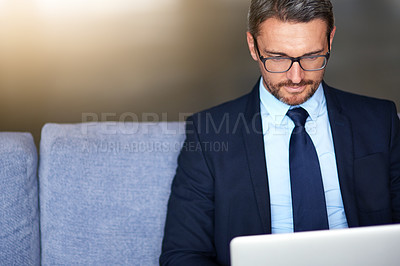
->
[259, 78, 348, 233]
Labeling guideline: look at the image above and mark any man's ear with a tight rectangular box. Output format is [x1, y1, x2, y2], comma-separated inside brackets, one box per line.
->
[246, 32, 259, 61]
[329, 26, 336, 49]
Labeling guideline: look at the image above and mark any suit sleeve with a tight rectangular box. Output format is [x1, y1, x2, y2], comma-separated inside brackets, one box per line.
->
[390, 103, 400, 222]
[160, 116, 220, 266]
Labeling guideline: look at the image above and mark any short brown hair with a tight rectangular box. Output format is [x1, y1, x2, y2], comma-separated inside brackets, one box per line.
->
[248, 0, 334, 41]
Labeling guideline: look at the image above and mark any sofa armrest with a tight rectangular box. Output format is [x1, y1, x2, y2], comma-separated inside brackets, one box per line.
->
[0, 132, 39, 265]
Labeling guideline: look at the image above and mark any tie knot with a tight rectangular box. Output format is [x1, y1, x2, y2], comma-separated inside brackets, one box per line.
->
[287, 107, 309, 127]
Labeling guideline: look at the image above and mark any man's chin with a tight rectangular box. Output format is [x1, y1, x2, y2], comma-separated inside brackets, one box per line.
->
[280, 95, 309, 106]
[279, 89, 315, 106]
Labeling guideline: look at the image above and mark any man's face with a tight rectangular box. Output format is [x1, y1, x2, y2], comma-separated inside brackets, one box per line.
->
[247, 18, 335, 106]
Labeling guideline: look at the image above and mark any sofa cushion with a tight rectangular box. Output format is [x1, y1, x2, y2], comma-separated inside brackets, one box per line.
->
[0, 132, 39, 265]
[39, 122, 185, 265]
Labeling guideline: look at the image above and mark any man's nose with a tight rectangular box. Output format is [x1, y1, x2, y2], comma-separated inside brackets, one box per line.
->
[286, 62, 304, 84]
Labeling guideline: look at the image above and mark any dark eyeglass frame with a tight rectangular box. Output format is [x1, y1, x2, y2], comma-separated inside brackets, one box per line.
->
[253, 38, 330, 73]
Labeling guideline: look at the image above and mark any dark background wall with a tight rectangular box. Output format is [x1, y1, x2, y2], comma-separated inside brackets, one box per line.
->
[0, 0, 399, 144]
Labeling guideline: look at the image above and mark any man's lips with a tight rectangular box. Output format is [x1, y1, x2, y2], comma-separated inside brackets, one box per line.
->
[276, 80, 315, 95]
[283, 85, 306, 93]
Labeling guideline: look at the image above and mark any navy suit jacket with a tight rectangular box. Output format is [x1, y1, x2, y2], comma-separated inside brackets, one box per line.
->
[160, 80, 400, 266]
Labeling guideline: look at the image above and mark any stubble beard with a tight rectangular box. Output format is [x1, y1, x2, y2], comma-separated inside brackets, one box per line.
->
[264, 77, 323, 106]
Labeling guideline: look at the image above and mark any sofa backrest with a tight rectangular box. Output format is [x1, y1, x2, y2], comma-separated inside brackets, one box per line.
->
[39, 122, 185, 265]
[0, 132, 40, 265]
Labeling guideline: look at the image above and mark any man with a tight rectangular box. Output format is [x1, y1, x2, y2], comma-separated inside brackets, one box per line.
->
[160, 0, 400, 265]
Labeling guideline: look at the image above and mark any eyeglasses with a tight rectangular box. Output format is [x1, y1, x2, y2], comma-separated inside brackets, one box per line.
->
[254, 40, 330, 73]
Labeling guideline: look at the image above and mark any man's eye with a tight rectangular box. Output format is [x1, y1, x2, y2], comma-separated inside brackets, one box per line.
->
[303, 56, 319, 61]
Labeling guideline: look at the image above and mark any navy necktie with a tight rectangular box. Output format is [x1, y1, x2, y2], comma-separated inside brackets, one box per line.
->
[287, 107, 329, 232]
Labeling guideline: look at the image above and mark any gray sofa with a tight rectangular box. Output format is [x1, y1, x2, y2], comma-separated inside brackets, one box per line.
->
[1, 122, 185, 265]
[2, 114, 400, 265]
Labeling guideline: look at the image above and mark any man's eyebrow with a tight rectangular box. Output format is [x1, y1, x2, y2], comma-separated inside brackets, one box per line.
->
[264, 50, 289, 57]
[302, 49, 325, 56]
[264, 49, 325, 57]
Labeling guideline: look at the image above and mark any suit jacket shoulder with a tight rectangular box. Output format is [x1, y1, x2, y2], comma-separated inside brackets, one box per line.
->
[323, 83, 398, 121]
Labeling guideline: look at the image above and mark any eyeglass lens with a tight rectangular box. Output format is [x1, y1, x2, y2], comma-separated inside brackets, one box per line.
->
[265, 56, 327, 73]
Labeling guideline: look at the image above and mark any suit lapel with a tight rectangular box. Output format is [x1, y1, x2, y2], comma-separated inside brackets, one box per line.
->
[242, 80, 271, 234]
[323, 82, 359, 227]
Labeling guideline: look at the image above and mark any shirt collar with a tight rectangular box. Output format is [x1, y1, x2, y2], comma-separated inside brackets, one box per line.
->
[259, 77, 325, 123]
[299, 82, 325, 121]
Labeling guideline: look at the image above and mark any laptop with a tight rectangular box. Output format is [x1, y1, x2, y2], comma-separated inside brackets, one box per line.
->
[230, 224, 400, 266]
